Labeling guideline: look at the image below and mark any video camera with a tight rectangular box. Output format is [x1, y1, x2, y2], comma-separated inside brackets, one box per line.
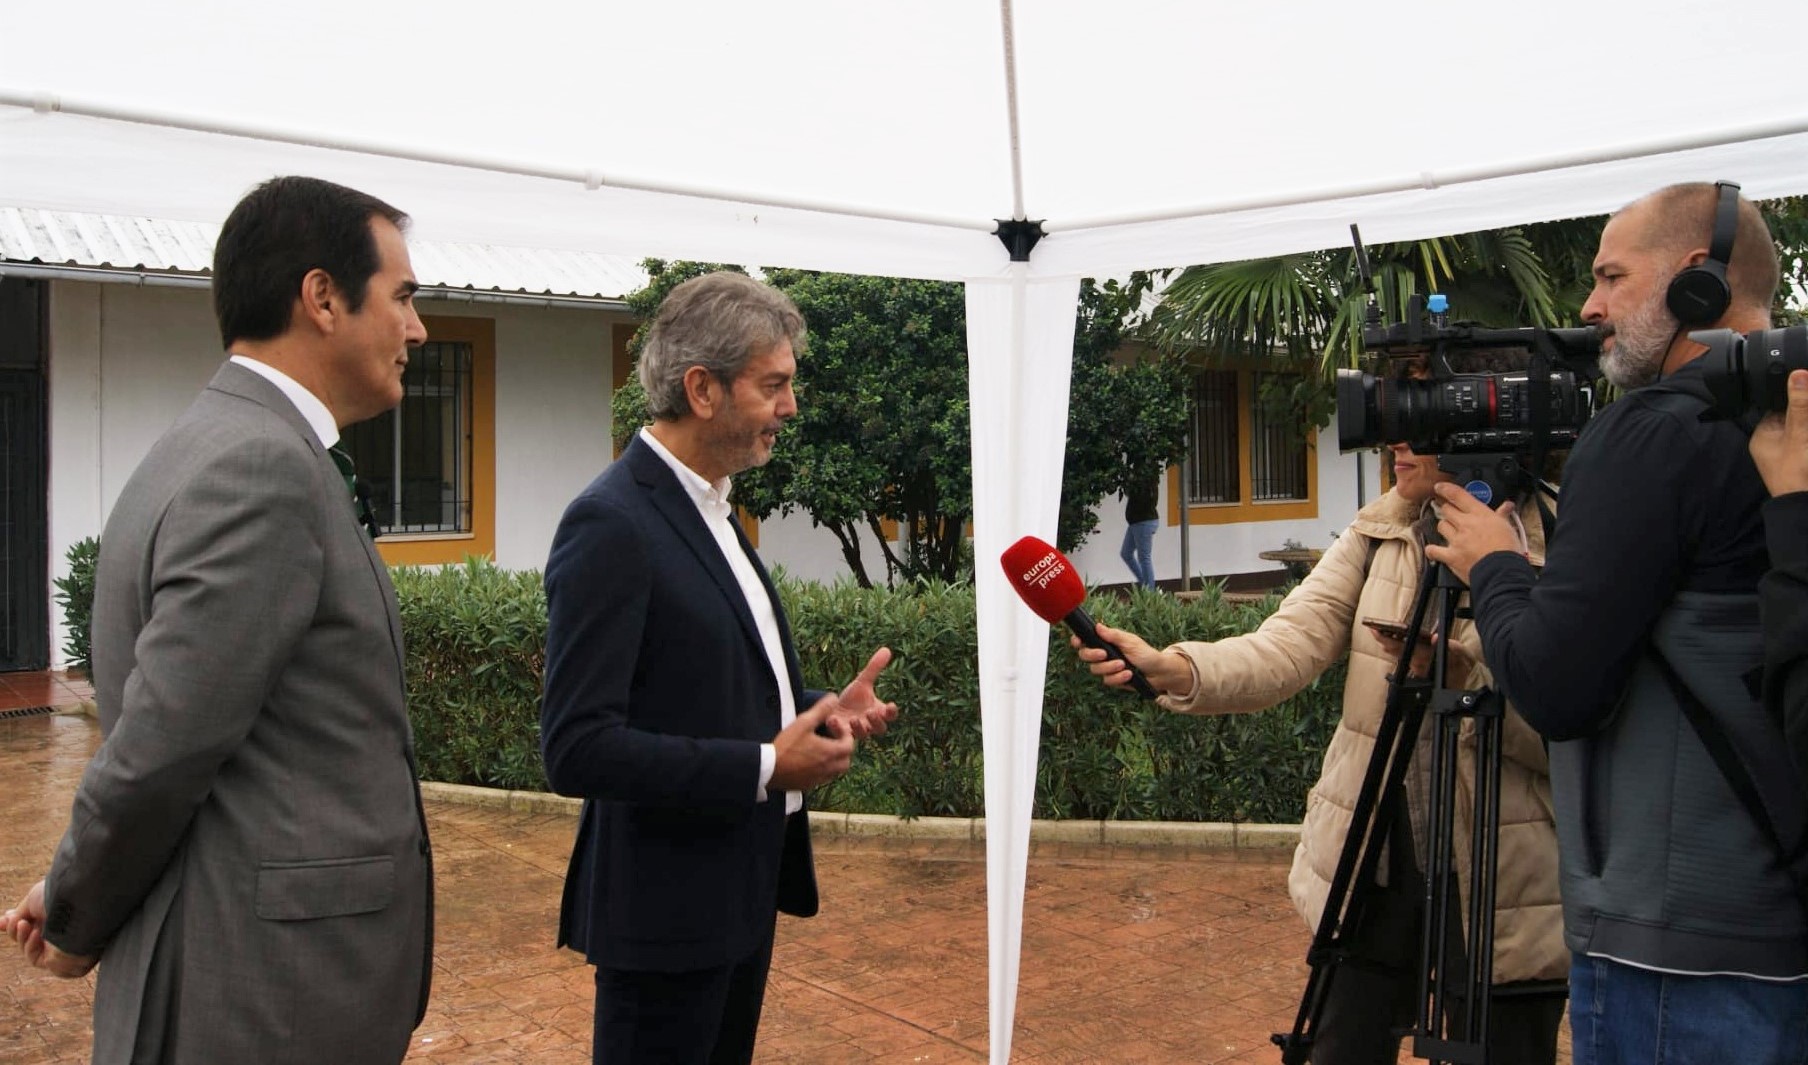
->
[1331, 226, 1602, 507]
[1334, 294, 1601, 455]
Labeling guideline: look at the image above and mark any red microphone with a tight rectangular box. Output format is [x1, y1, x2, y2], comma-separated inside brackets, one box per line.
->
[1000, 535, 1157, 699]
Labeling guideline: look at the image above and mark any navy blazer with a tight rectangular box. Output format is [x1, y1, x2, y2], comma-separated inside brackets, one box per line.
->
[541, 435, 820, 972]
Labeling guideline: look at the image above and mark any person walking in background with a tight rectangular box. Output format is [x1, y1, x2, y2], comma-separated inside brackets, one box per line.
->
[540, 271, 898, 1064]
[1119, 468, 1160, 589]
[2, 176, 434, 1064]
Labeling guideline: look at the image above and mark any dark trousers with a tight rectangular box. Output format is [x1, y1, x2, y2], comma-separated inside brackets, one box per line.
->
[592, 912, 777, 1065]
[1312, 803, 1565, 1065]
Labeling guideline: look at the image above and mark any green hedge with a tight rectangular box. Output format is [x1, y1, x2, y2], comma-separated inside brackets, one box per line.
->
[795, 579, 1340, 823]
[395, 559, 1341, 825]
[392, 560, 549, 792]
[54, 537, 101, 673]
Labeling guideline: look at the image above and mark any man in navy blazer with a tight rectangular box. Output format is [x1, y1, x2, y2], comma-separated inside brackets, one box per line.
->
[541, 271, 897, 1064]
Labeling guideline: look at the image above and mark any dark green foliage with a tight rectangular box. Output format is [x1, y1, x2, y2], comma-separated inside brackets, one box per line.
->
[785, 576, 985, 817]
[752, 269, 975, 587]
[1033, 582, 1340, 823]
[393, 559, 549, 791]
[394, 559, 1341, 825]
[786, 575, 1340, 824]
[54, 537, 100, 673]
[1759, 196, 1808, 326]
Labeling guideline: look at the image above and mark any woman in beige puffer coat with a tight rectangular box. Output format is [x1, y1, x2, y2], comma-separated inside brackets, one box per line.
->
[1079, 442, 1565, 1065]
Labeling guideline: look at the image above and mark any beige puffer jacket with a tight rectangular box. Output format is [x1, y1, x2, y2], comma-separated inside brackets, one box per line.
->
[1158, 487, 1565, 984]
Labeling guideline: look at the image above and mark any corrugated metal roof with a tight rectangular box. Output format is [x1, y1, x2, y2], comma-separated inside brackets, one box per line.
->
[0, 207, 648, 300]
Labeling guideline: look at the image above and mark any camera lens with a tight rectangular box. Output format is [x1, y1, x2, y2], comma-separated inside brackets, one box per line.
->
[1694, 325, 1808, 421]
[1335, 369, 1377, 451]
[1334, 367, 1591, 453]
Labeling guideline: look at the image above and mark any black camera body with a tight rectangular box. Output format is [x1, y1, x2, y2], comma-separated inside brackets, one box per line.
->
[1694, 324, 1808, 426]
[1334, 293, 1602, 456]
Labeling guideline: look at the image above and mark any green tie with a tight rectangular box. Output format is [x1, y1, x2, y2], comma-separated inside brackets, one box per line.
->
[328, 446, 358, 501]
[328, 447, 381, 539]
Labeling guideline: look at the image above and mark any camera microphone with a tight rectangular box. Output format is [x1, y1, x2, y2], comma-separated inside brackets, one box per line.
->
[1000, 535, 1157, 700]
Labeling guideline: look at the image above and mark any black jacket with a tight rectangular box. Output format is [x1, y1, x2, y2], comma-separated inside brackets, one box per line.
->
[1468, 360, 1806, 977]
[540, 435, 819, 972]
[1761, 491, 1808, 784]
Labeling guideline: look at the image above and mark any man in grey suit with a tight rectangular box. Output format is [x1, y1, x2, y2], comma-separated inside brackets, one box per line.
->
[2, 176, 434, 1064]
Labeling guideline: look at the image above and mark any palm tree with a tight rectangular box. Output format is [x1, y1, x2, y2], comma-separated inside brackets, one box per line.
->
[1143, 226, 1581, 378]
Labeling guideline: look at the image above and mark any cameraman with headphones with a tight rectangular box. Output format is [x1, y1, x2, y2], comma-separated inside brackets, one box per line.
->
[1426, 183, 1808, 1064]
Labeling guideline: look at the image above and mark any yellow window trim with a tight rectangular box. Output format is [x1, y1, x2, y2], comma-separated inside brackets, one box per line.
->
[375, 315, 496, 567]
[1168, 367, 1318, 526]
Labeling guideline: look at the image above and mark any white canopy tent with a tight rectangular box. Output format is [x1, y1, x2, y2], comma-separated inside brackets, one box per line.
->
[6, 1, 1808, 1058]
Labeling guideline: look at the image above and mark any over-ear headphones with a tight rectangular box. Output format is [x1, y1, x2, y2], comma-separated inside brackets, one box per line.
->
[1665, 180, 1741, 325]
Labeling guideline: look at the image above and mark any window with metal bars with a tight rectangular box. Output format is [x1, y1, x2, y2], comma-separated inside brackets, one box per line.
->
[1187, 369, 1240, 505]
[1251, 372, 1309, 502]
[341, 340, 472, 535]
[1182, 365, 1315, 521]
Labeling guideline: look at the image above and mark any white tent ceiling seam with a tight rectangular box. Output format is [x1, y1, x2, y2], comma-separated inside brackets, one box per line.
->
[0, 91, 998, 235]
[12, 95, 1808, 285]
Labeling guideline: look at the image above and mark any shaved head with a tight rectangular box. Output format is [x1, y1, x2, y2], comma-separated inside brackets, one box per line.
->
[1616, 184, 1779, 312]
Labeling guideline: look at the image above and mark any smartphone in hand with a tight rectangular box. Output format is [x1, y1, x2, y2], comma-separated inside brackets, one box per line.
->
[1360, 616, 1414, 641]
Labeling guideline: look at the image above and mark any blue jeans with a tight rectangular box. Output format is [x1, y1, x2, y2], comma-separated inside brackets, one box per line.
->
[1569, 953, 1808, 1065]
[1120, 518, 1157, 589]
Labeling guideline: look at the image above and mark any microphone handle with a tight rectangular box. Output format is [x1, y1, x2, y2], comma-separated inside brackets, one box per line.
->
[1063, 607, 1158, 700]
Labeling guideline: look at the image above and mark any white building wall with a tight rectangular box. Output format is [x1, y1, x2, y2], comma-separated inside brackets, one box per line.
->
[48, 282, 222, 667]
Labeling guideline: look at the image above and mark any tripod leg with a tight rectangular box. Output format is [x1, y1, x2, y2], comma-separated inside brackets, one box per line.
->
[1466, 698, 1504, 1048]
[1409, 566, 1505, 1065]
[1415, 582, 1463, 1049]
[1273, 566, 1444, 1063]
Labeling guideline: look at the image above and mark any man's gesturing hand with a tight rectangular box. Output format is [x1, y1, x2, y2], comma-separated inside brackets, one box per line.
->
[833, 647, 899, 740]
[770, 698, 855, 792]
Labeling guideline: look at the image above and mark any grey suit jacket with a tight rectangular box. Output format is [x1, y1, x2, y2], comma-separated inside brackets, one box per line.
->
[44, 362, 433, 1065]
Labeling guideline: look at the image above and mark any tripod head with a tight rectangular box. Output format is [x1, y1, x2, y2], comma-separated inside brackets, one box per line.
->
[1434, 452, 1526, 512]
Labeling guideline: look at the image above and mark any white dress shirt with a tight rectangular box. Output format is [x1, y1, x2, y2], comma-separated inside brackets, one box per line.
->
[638, 428, 801, 813]
[228, 354, 340, 450]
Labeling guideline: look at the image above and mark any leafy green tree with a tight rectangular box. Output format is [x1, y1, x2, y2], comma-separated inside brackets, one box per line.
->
[749, 268, 973, 586]
[612, 263, 1188, 586]
[1760, 196, 1808, 323]
[1060, 276, 1190, 554]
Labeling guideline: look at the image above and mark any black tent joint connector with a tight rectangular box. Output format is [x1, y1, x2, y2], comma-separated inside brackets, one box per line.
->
[993, 219, 1046, 262]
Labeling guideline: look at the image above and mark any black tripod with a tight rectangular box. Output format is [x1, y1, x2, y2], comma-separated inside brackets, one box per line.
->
[1273, 455, 1558, 1065]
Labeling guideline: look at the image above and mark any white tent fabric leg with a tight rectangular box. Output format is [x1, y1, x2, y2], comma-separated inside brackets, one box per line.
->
[966, 269, 1081, 1063]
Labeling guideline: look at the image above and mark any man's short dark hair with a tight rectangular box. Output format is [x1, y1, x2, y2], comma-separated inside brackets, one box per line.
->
[212, 176, 410, 349]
